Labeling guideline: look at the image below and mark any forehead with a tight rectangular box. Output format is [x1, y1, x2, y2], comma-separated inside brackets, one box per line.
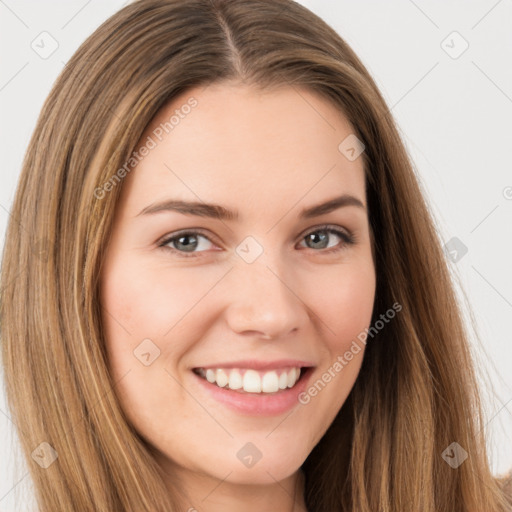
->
[118, 83, 366, 220]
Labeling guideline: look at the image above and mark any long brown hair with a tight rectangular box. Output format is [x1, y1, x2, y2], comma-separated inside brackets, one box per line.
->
[1, 0, 511, 510]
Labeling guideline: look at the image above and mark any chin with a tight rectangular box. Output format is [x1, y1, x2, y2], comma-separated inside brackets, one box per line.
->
[221, 462, 301, 485]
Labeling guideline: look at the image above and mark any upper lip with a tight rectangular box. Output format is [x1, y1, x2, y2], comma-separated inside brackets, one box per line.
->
[193, 359, 315, 371]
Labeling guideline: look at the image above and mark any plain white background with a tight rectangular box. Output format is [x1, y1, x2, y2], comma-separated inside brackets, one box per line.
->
[1, 1, 511, 510]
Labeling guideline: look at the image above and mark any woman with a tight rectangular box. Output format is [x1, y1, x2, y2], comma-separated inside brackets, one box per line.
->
[1, 0, 511, 510]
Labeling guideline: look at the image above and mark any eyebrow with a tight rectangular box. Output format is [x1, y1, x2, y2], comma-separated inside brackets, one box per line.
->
[137, 194, 366, 220]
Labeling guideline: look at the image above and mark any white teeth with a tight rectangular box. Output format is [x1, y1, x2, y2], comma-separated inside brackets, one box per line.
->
[278, 372, 288, 390]
[261, 371, 279, 393]
[243, 369, 261, 392]
[287, 368, 297, 388]
[196, 366, 303, 394]
[215, 369, 229, 388]
[228, 369, 243, 390]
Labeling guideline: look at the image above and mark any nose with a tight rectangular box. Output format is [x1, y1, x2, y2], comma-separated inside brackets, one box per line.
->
[222, 255, 310, 340]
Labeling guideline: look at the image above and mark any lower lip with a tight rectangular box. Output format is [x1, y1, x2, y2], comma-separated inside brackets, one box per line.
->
[192, 368, 314, 416]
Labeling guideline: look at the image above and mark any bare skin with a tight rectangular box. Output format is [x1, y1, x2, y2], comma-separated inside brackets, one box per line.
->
[99, 82, 376, 512]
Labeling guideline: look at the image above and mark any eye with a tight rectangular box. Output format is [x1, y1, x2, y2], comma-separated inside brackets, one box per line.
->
[158, 224, 355, 258]
[298, 225, 355, 253]
[158, 230, 216, 257]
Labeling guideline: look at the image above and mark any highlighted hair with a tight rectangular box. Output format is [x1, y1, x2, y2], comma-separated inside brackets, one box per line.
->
[1, 0, 511, 510]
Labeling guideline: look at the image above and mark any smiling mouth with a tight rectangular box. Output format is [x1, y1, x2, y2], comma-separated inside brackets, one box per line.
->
[192, 366, 311, 394]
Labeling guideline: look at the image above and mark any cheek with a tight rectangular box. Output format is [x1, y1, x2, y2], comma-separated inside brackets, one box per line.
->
[293, 261, 375, 444]
[304, 258, 376, 350]
[100, 255, 216, 348]
[99, 257, 196, 440]
[99, 255, 223, 401]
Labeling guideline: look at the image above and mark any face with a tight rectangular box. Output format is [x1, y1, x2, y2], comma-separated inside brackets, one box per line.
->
[99, 82, 376, 494]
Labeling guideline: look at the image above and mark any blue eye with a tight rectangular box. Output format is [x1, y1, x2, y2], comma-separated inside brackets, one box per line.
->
[158, 224, 355, 258]
[159, 231, 215, 255]
[299, 226, 355, 252]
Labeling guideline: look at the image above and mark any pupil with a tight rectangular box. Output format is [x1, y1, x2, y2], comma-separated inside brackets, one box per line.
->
[308, 231, 328, 249]
[176, 235, 197, 252]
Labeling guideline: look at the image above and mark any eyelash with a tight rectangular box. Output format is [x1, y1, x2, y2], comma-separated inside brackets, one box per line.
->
[157, 224, 356, 258]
